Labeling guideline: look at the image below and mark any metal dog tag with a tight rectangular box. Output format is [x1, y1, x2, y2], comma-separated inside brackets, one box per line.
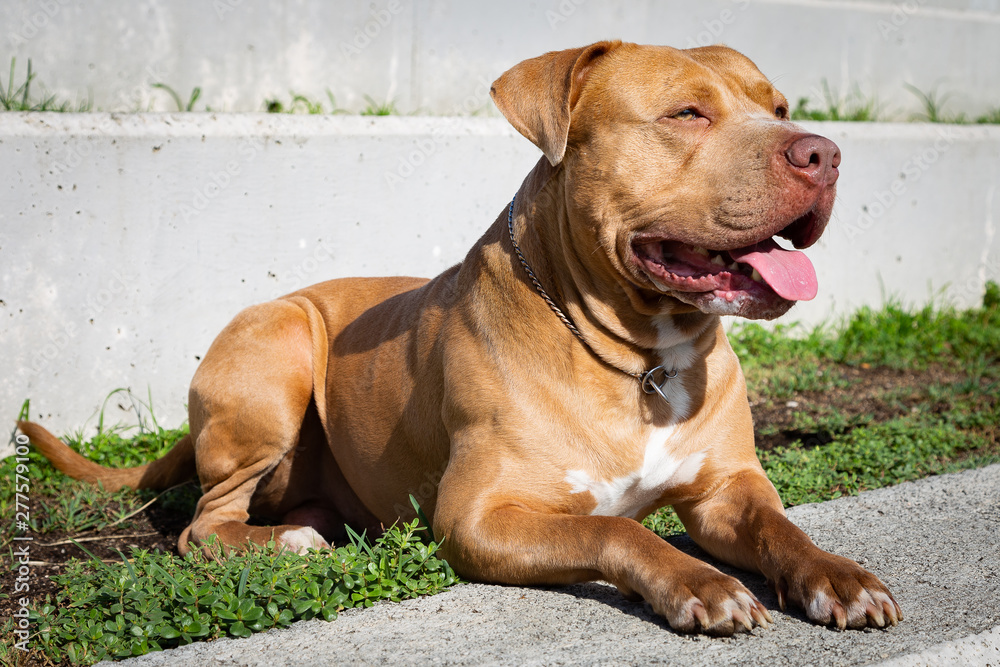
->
[641, 366, 677, 404]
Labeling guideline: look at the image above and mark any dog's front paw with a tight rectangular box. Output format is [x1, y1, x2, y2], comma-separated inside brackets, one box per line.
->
[649, 566, 773, 636]
[773, 551, 902, 630]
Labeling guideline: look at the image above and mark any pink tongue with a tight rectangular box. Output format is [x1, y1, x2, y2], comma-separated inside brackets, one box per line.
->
[729, 239, 818, 301]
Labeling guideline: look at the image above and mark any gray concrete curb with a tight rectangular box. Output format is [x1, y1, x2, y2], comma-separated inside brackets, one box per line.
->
[874, 625, 1000, 667]
[100, 463, 1000, 666]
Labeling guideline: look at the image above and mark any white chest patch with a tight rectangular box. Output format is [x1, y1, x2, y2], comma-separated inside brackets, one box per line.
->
[565, 426, 706, 519]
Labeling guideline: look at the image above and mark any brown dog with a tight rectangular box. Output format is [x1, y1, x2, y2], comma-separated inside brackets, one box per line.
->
[20, 41, 902, 635]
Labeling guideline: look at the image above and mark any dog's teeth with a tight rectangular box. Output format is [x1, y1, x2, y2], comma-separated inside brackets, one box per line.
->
[728, 262, 739, 271]
[711, 255, 726, 267]
[751, 268, 764, 283]
[693, 247, 710, 257]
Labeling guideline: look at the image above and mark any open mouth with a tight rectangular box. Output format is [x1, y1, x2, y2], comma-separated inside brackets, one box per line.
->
[633, 232, 818, 304]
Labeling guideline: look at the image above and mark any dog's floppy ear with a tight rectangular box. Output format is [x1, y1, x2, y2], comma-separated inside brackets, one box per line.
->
[491, 41, 621, 166]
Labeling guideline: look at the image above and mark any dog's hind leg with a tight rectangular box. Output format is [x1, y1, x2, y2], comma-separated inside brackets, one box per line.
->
[178, 297, 331, 555]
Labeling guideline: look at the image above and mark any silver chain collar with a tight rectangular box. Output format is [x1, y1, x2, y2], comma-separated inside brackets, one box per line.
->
[506, 195, 677, 404]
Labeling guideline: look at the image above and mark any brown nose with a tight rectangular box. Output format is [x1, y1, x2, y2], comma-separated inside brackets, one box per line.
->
[785, 134, 841, 185]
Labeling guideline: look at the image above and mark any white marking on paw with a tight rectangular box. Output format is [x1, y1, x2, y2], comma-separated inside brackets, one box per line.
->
[722, 591, 756, 617]
[871, 590, 894, 609]
[719, 597, 742, 616]
[279, 526, 329, 554]
[870, 590, 897, 623]
[845, 588, 876, 623]
[673, 595, 703, 628]
[675, 591, 756, 631]
[566, 426, 706, 518]
[807, 590, 834, 620]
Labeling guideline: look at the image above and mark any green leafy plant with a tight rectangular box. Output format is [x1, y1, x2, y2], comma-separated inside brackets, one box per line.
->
[29, 521, 458, 663]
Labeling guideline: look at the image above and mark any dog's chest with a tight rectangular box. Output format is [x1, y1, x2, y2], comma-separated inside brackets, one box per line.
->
[564, 425, 705, 520]
[562, 334, 710, 519]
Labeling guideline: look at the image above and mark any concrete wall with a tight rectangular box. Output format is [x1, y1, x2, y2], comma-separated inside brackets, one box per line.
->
[2, 114, 998, 440]
[2, 0, 1000, 117]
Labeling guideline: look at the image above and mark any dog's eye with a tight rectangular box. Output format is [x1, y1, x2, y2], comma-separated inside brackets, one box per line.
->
[673, 109, 700, 121]
[775, 106, 788, 119]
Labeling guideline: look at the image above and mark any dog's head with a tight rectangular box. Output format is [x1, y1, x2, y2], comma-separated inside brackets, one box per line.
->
[492, 41, 839, 321]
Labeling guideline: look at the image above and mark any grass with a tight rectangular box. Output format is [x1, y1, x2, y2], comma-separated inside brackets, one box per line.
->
[150, 83, 202, 113]
[263, 89, 346, 115]
[791, 79, 882, 122]
[3, 59, 995, 122]
[262, 92, 397, 116]
[3, 288, 999, 662]
[904, 83, 1000, 124]
[0, 391, 193, 552]
[733, 281, 1000, 372]
[975, 108, 1000, 124]
[790, 78, 1000, 124]
[759, 418, 993, 506]
[0, 58, 91, 112]
[359, 94, 399, 116]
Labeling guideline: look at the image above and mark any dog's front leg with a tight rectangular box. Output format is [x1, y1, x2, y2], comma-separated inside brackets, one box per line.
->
[674, 470, 902, 630]
[436, 503, 772, 635]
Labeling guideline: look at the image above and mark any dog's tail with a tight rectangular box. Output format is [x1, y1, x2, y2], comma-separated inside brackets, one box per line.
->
[16, 421, 197, 491]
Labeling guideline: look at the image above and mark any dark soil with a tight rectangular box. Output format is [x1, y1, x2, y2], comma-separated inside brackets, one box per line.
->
[750, 363, 972, 451]
[1, 483, 197, 638]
